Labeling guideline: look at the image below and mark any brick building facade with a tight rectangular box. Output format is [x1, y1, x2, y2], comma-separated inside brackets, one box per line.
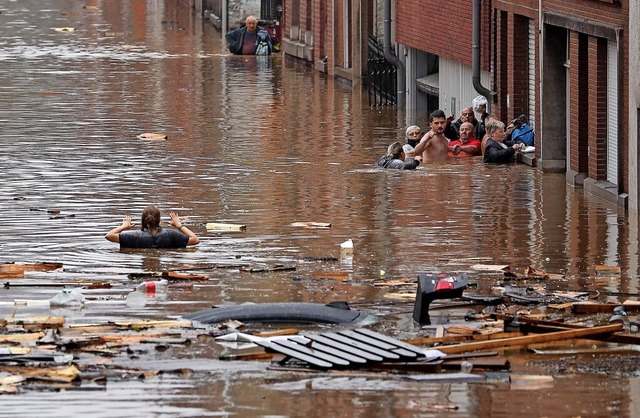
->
[280, 0, 373, 83]
[190, 0, 638, 211]
[394, 0, 632, 209]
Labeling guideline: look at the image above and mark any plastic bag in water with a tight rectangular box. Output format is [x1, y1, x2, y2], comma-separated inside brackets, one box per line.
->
[49, 289, 85, 307]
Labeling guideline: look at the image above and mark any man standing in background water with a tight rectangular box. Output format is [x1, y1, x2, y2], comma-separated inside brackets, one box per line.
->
[226, 16, 273, 55]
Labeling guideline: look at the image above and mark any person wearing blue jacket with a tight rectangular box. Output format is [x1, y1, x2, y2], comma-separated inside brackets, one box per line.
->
[225, 16, 273, 55]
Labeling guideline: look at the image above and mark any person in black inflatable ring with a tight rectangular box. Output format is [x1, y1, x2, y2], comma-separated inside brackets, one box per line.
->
[106, 205, 199, 248]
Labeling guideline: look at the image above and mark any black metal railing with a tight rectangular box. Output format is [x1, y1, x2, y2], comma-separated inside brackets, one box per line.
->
[261, 0, 281, 21]
[367, 34, 396, 107]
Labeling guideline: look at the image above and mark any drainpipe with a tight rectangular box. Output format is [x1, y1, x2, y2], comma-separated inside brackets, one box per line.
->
[384, 0, 405, 107]
[472, 0, 494, 111]
[222, 0, 228, 36]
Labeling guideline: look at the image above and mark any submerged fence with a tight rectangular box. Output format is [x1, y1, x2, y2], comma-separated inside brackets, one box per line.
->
[367, 34, 396, 107]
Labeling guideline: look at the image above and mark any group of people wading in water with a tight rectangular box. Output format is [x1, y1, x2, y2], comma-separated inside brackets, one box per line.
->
[378, 104, 535, 170]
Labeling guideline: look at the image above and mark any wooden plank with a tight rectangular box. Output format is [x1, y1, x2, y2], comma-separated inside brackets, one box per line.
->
[112, 320, 192, 329]
[253, 328, 299, 338]
[0, 262, 63, 279]
[4, 316, 65, 329]
[137, 132, 167, 140]
[254, 340, 332, 369]
[311, 272, 349, 280]
[289, 222, 331, 228]
[572, 303, 640, 314]
[320, 332, 400, 360]
[436, 324, 623, 354]
[519, 323, 640, 346]
[405, 332, 524, 346]
[205, 222, 246, 232]
[594, 265, 621, 275]
[305, 334, 384, 362]
[547, 302, 575, 310]
[0, 332, 45, 343]
[162, 271, 208, 281]
[351, 328, 426, 356]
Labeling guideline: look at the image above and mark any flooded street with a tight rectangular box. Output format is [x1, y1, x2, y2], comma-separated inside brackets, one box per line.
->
[1, 1, 639, 416]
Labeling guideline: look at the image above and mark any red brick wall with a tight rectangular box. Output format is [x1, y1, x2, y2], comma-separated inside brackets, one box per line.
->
[588, 36, 608, 180]
[510, 14, 530, 120]
[545, 0, 625, 26]
[396, 0, 476, 68]
[495, 11, 509, 122]
[569, 32, 589, 173]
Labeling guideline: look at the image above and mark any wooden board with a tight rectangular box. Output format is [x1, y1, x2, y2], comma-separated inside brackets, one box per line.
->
[137, 132, 167, 140]
[311, 271, 349, 280]
[572, 303, 640, 314]
[405, 332, 525, 346]
[162, 271, 209, 281]
[0, 262, 63, 279]
[435, 324, 623, 354]
[289, 222, 331, 228]
[205, 222, 246, 231]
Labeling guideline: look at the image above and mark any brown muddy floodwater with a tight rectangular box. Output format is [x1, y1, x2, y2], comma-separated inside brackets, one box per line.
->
[0, 1, 639, 417]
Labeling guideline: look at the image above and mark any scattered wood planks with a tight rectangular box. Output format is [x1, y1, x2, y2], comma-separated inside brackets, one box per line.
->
[435, 324, 623, 354]
[0, 262, 63, 279]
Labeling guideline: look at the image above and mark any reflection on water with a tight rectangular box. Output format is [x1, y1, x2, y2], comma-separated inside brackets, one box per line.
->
[0, 0, 639, 416]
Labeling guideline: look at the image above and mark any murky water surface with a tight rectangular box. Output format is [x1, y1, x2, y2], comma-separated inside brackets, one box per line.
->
[1, 1, 639, 416]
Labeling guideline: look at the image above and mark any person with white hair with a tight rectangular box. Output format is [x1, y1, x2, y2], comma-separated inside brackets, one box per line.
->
[483, 119, 526, 163]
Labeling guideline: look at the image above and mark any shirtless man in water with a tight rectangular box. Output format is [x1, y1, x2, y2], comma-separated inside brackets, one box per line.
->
[413, 110, 450, 162]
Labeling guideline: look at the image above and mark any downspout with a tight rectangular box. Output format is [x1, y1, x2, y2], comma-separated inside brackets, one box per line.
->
[222, 0, 228, 37]
[472, 0, 494, 111]
[383, 0, 405, 107]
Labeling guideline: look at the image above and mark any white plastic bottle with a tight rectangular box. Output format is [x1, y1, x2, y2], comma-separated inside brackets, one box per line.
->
[135, 279, 168, 295]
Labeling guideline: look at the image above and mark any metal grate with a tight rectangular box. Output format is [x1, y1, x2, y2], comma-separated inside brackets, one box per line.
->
[255, 328, 425, 369]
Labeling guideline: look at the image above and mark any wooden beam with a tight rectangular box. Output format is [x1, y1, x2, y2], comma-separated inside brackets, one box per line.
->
[405, 332, 524, 346]
[572, 303, 640, 314]
[436, 324, 623, 354]
[205, 222, 246, 231]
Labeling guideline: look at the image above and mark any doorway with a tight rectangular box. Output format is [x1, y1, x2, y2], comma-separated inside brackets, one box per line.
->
[541, 24, 568, 173]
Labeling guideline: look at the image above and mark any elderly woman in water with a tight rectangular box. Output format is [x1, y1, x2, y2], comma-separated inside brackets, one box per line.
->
[377, 141, 422, 170]
[105, 205, 199, 248]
